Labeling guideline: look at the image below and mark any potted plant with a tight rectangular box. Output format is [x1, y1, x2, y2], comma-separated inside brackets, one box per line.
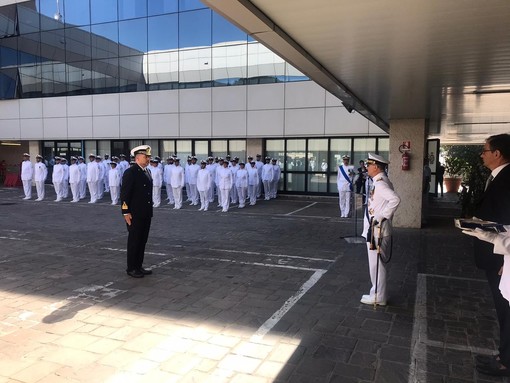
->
[441, 144, 490, 217]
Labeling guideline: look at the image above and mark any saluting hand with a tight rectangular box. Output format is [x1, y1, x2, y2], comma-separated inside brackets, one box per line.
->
[124, 213, 132, 226]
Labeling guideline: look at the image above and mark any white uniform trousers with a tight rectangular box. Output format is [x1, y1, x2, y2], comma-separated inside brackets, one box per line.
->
[35, 181, 45, 200]
[110, 186, 119, 205]
[185, 182, 191, 201]
[366, 242, 387, 303]
[22, 180, 32, 199]
[220, 188, 230, 212]
[208, 182, 215, 203]
[62, 182, 69, 198]
[53, 182, 61, 201]
[256, 180, 262, 198]
[152, 186, 161, 207]
[172, 187, 183, 209]
[338, 189, 351, 217]
[270, 180, 278, 198]
[96, 179, 104, 199]
[230, 186, 238, 204]
[237, 186, 247, 208]
[70, 182, 80, 202]
[79, 180, 87, 199]
[248, 185, 257, 205]
[199, 190, 209, 211]
[166, 183, 174, 204]
[104, 174, 109, 192]
[87, 181, 98, 202]
[189, 184, 198, 205]
[216, 184, 222, 206]
[262, 180, 271, 200]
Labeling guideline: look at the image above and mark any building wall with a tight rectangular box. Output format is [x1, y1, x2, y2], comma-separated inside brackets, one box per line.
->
[0, 81, 386, 141]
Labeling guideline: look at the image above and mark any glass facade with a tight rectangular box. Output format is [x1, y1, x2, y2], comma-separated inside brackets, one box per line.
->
[0, 0, 308, 99]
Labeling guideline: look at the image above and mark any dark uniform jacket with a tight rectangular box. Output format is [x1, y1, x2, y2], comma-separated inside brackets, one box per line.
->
[120, 164, 153, 218]
[474, 164, 510, 270]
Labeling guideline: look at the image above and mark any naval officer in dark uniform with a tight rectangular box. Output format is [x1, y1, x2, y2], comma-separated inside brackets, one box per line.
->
[120, 145, 154, 278]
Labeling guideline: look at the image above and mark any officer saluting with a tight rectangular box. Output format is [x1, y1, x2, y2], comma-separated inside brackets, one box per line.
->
[361, 153, 400, 306]
[120, 145, 154, 278]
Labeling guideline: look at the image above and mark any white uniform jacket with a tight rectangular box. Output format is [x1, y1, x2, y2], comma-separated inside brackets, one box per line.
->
[217, 166, 233, 190]
[170, 165, 185, 188]
[69, 164, 81, 184]
[197, 168, 211, 192]
[235, 168, 248, 188]
[21, 160, 33, 181]
[34, 162, 48, 182]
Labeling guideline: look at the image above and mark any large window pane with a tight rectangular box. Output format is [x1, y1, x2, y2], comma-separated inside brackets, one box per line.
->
[119, 0, 147, 20]
[119, 18, 147, 55]
[144, 140, 159, 157]
[176, 140, 192, 160]
[64, 0, 90, 27]
[212, 12, 247, 45]
[308, 173, 327, 193]
[179, 9, 211, 49]
[97, 140, 110, 156]
[161, 140, 176, 158]
[330, 138, 351, 172]
[91, 0, 117, 24]
[67, 60, 92, 95]
[307, 139, 328, 173]
[266, 139, 284, 167]
[39, 0, 64, 30]
[0, 69, 17, 99]
[286, 139, 306, 171]
[211, 140, 227, 158]
[92, 58, 119, 93]
[194, 141, 209, 159]
[84, 140, 96, 156]
[91, 22, 119, 59]
[229, 140, 246, 161]
[40, 29, 66, 61]
[41, 62, 67, 96]
[212, 44, 246, 87]
[118, 55, 146, 92]
[286, 62, 308, 82]
[0, 5, 16, 38]
[148, 14, 178, 51]
[146, 52, 179, 87]
[0, 45, 18, 68]
[378, 137, 389, 160]
[247, 42, 285, 84]
[287, 173, 305, 192]
[149, 0, 178, 16]
[353, 137, 376, 166]
[179, 47, 211, 86]
[65, 26, 92, 63]
[179, 0, 206, 12]
[17, 4, 40, 34]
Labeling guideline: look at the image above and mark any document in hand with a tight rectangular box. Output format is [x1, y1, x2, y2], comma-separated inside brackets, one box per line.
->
[454, 218, 507, 233]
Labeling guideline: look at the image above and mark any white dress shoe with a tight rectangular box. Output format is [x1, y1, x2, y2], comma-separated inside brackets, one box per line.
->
[360, 294, 387, 306]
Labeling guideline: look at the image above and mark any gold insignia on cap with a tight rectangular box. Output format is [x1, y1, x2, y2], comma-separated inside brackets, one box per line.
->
[122, 202, 128, 209]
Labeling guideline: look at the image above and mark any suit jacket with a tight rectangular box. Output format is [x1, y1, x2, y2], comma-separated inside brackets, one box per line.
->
[120, 164, 153, 219]
[474, 164, 510, 270]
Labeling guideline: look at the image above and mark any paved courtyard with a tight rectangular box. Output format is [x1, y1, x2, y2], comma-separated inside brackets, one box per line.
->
[0, 186, 506, 382]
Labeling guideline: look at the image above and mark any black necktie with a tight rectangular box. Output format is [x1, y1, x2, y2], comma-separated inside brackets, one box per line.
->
[485, 174, 494, 191]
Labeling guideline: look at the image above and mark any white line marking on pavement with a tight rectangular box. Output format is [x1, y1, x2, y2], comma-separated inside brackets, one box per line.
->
[419, 273, 486, 283]
[206, 247, 335, 263]
[251, 269, 327, 341]
[0, 236, 28, 241]
[285, 202, 317, 216]
[191, 256, 324, 272]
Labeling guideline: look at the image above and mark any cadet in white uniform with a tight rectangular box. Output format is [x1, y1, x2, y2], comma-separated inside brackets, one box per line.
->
[78, 156, 87, 199]
[52, 157, 64, 202]
[247, 161, 259, 206]
[197, 160, 211, 211]
[95, 156, 104, 200]
[361, 153, 400, 306]
[215, 158, 224, 207]
[255, 154, 264, 198]
[235, 162, 248, 208]
[337, 154, 355, 218]
[187, 156, 200, 206]
[261, 157, 274, 201]
[150, 159, 163, 207]
[61, 158, 69, 199]
[270, 158, 281, 199]
[34, 155, 48, 201]
[206, 156, 216, 203]
[103, 154, 111, 193]
[217, 160, 233, 212]
[69, 156, 81, 202]
[163, 157, 175, 205]
[86, 154, 100, 203]
[171, 158, 185, 209]
[109, 161, 121, 205]
[21, 153, 33, 200]
[230, 158, 240, 204]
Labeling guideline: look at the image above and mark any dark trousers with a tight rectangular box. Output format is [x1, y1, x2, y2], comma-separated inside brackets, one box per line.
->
[126, 216, 151, 271]
[486, 269, 510, 366]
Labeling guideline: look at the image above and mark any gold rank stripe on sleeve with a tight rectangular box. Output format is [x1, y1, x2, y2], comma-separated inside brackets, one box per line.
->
[122, 202, 128, 209]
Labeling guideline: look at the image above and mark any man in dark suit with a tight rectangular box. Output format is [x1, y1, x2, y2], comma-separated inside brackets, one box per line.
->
[120, 145, 154, 278]
[473, 133, 510, 376]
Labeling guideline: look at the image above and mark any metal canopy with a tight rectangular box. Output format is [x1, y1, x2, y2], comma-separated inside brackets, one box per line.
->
[202, 0, 510, 143]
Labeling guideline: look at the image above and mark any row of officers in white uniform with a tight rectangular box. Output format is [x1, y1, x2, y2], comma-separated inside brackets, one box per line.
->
[20, 153, 282, 212]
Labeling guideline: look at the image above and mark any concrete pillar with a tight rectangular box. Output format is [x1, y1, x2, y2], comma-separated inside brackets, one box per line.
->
[246, 138, 263, 158]
[388, 119, 427, 228]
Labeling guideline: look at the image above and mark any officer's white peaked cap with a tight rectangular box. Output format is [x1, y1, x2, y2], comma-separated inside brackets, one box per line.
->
[130, 145, 151, 157]
[367, 153, 389, 165]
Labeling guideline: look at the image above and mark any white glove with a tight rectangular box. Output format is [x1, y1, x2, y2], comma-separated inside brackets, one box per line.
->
[462, 228, 497, 244]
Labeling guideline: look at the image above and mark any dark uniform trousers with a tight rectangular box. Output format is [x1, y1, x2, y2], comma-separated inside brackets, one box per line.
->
[474, 164, 510, 366]
[120, 164, 153, 272]
[126, 216, 151, 271]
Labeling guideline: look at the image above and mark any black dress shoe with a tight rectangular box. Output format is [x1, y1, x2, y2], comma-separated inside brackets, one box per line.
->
[127, 269, 144, 278]
[476, 359, 510, 377]
[139, 267, 152, 275]
[475, 354, 499, 366]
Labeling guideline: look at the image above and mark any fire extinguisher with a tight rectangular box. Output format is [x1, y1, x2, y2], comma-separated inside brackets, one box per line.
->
[399, 141, 411, 171]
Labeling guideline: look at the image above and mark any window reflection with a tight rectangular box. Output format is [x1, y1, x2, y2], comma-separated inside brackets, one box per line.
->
[39, 0, 64, 30]
[118, 0, 147, 21]
[0, 5, 16, 38]
[176, 140, 192, 161]
[148, 14, 178, 51]
[18, 4, 40, 34]
[179, 9, 211, 49]
[212, 12, 247, 45]
[67, 60, 92, 95]
[119, 18, 147, 55]
[308, 173, 328, 193]
[211, 140, 227, 158]
[63, 0, 90, 27]
[179, 47, 211, 86]
[212, 44, 247, 86]
[161, 140, 176, 158]
[308, 139, 328, 173]
[179, 0, 207, 12]
[353, 138, 376, 166]
[330, 138, 351, 172]
[91, 23, 119, 59]
[65, 26, 92, 62]
[92, 58, 119, 93]
[228, 140, 246, 160]
[194, 141, 209, 158]
[91, 0, 117, 24]
[286, 139, 306, 171]
[247, 42, 285, 84]
[149, 0, 178, 16]
[287, 173, 305, 192]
